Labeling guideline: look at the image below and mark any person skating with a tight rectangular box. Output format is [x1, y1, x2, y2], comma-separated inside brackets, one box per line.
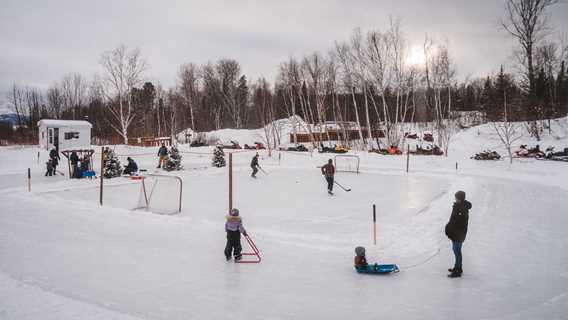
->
[445, 190, 472, 278]
[224, 208, 247, 262]
[321, 159, 335, 195]
[157, 144, 168, 169]
[250, 153, 260, 178]
[49, 148, 60, 173]
[123, 157, 138, 175]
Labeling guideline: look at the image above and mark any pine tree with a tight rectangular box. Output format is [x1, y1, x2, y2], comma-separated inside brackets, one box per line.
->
[212, 146, 226, 167]
[165, 146, 183, 171]
[103, 149, 122, 178]
[557, 61, 567, 117]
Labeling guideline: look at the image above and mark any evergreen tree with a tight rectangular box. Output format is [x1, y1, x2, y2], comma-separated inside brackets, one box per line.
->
[557, 61, 567, 117]
[165, 146, 183, 171]
[103, 149, 122, 178]
[212, 146, 226, 167]
[480, 77, 494, 120]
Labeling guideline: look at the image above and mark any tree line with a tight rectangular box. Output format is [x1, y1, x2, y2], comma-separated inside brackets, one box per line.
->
[4, 1, 568, 148]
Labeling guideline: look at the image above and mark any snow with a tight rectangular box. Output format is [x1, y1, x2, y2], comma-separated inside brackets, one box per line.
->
[1, 117, 568, 319]
[37, 119, 93, 128]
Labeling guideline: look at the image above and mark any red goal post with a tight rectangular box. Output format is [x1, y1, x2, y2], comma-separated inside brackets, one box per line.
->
[334, 154, 360, 174]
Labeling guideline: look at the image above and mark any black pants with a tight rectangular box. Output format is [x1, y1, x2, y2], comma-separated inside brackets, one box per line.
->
[326, 176, 334, 192]
[225, 230, 242, 258]
[251, 166, 258, 177]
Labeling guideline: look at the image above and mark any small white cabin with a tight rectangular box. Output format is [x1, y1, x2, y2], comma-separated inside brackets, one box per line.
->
[38, 119, 92, 151]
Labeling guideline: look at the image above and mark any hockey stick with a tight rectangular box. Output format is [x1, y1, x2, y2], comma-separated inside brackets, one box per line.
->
[259, 167, 269, 175]
[334, 180, 351, 192]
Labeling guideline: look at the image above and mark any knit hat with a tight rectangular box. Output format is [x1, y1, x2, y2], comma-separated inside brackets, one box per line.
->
[230, 208, 240, 216]
[355, 246, 365, 257]
[455, 191, 466, 201]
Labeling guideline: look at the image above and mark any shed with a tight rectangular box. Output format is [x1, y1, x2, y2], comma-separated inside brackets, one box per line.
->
[38, 119, 92, 151]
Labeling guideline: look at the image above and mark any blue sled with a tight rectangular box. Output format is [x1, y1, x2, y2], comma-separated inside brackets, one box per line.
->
[356, 264, 399, 274]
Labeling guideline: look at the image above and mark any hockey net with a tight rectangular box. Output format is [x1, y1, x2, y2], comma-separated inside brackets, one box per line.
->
[334, 154, 360, 174]
[136, 174, 183, 215]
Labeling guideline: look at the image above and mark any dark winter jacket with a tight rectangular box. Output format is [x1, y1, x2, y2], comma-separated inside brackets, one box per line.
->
[70, 152, 79, 165]
[158, 146, 168, 156]
[126, 159, 138, 172]
[250, 156, 259, 168]
[321, 163, 335, 177]
[445, 200, 472, 243]
[49, 149, 60, 164]
[354, 255, 368, 268]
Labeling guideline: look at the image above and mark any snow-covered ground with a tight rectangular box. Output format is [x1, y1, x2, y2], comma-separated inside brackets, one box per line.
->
[1, 118, 568, 319]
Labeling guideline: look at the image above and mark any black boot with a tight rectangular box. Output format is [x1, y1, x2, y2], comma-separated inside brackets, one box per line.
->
[448, 267, 462, 278]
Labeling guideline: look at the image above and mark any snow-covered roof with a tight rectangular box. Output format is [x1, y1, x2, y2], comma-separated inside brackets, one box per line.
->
[37, 119, 92, 128]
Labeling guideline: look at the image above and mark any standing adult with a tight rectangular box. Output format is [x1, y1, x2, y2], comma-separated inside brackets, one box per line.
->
[70, 151, 80, 178]
[157, 144, 168, 169]
[250, 153, 260, 178]
[320, 159, 335, 195]
[49, 148, 60, 173]
[445, 190, 472, 278]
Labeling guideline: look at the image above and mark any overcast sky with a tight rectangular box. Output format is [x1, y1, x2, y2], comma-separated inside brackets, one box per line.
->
[1, 0, 567, 111]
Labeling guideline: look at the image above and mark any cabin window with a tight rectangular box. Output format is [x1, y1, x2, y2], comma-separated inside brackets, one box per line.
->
[64, 132, 80, 140]
[48, 129, 53, 144]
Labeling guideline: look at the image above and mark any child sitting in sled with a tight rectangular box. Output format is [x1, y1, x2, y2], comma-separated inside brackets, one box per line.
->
[354, 246, 369, 270]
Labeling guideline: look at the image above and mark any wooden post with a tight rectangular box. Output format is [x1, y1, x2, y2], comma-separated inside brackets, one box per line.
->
[229, 152, 233, 212]
[37, 151, 40, 164]
[373, 204, 377, 245]
[27, 168, 31, 192]
[455, 162, 458, 171]
[99, 146, 104, 206]
[278, 152, 281, 166]
[406, 145, 410, 173]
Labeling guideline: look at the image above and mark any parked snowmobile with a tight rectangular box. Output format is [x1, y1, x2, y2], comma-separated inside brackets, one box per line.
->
[471, 150, 501, 160]
[515, 145, 545, 158]
[221, 140, 242, 150]
[543, 147, 568, 162]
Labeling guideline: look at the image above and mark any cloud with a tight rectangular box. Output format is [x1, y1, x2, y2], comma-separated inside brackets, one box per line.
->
[0, 0, 567, 96]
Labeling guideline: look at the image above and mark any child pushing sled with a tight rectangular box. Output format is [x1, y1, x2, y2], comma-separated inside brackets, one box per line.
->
[225, 208, 248, 262]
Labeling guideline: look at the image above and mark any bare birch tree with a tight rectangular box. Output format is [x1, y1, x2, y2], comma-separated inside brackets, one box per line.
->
[100, 44, 147, 144]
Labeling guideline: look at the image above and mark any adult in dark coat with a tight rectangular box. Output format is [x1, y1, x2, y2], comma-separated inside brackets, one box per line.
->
[123, 157, 138, 175]
[70, 151, 80, 178]
[49, 148, 60, 171]
[445, 190, 472, 278]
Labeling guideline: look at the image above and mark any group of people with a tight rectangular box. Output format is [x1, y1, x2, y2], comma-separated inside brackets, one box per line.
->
[353, 190, 472, 278]
[45, 148, 93, 179]
[45, 148, 60, 176]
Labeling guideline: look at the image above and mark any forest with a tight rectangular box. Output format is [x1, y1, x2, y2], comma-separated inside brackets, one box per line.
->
[3, 0, 568, 149]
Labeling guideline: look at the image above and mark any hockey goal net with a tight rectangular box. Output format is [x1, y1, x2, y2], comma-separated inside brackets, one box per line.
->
[334, 154, 360, 174]
[136, 174, 183, 215]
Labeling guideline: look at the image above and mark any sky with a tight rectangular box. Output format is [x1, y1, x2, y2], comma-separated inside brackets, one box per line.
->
[1, 0, 567, 112]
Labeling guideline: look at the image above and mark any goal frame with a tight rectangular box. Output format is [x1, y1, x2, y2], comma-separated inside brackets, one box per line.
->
[138, 174, 183, 214]
[334, 154, 360, 174]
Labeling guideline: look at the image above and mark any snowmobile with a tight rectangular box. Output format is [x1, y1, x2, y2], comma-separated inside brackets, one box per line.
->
[244, 142, 266, 150]
[190, 140, 208, 147]
[514, 145, 545, 158]
[221, 141, 242, 150]
[542, 147, 568, 162]
[423, 132, 434, 142]
[411, 145, 444, 156]
[282, 145, 309, 152]
[471, 150, 501, 160]
[404, 132, 419, 139]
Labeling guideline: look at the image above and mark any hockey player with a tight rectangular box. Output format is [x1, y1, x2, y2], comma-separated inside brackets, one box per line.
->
[250, 153, 260, 178]
[321, 159, 335, 195]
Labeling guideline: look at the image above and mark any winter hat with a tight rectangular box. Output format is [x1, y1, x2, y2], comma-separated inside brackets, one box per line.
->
[328, 159, 333, 164]
[230, 208, 240, 216]
[455, 191, 466, 201]
[355, 246, 365, 257]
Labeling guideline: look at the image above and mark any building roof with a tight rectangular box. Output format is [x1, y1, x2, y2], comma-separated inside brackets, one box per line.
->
[37, 119, 93, 128]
